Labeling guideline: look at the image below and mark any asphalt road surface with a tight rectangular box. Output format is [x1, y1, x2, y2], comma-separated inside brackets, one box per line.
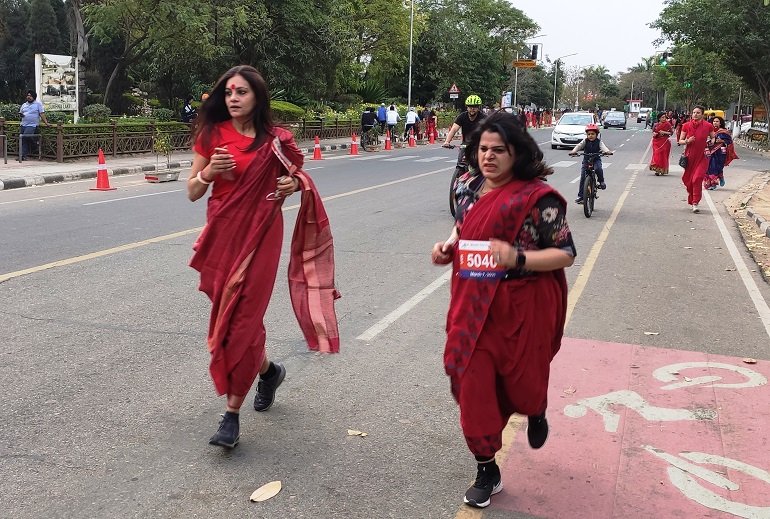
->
[2, 122, 769, 518]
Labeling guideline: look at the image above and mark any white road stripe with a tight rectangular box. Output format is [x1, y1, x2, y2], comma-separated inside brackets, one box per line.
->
[445, 160, 458, 163]
[414, 156, 445, 162]
[539, 140, 551, 145]
[602, 162, 612, 169]
[625, 163, 648, 170]
[551, 161, 578, 168]
[82, 189, 182, 206]
[381, 155, 419, 162]
[357, 270, 452, 341]
[349, 155, 381, 161]
[570, 176, 581, 184]
[703, 191, 770, 340]
[305, 166, 324, 171]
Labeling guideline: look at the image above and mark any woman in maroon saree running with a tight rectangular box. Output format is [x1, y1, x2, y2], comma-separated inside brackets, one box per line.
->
[188, 66, 340, 449]
[432, 113, 576, 509]
[678, 105, 714, 213]
[649, 112, 673, 175]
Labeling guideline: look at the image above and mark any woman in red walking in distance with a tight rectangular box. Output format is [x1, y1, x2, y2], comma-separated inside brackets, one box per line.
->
[187, 65, 340, 449]
[678, 105, 714, 213]
[432, 112, 575, 509]
[649, 112, 673, 176]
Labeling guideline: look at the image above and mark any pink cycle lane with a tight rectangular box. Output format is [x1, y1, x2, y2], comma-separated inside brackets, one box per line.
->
[494, 337, 770, 518]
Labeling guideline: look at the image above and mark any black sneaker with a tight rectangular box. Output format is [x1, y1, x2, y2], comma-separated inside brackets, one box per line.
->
[574, 197, 583, 204]
[209, 412, 240, 448]
[253, 363, 286, 412]
[463, 462, 503, 509]
[599, 182, 607, 190]
[527, 414, 549, 449]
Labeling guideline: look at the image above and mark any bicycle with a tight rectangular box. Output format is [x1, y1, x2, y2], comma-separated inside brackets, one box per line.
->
[570, 151, 611, 218]
[443, 143, 469, 217]
[360, 126, 380, 151]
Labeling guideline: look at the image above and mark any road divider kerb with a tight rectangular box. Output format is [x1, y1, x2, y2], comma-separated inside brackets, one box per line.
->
[0, 160, 193, 191]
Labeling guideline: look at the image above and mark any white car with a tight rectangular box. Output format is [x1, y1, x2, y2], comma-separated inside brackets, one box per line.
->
[551, 112, 599, 149]
[637, 107, 652, 123]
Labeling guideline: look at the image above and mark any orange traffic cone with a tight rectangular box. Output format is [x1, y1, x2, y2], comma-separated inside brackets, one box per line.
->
[90, 148, 116, 191]
[428, 128, 436, 144]
[311, 135, 323, 160]
[350, 132, 359, 155]
[384, 130, 392, 151]
[408, 127, 416, 147]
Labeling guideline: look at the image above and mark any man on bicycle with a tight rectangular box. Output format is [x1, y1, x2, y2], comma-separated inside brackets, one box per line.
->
[361, 107, 378, 146]
[569, 123, 612, 204]
[442, 95, 486, 164]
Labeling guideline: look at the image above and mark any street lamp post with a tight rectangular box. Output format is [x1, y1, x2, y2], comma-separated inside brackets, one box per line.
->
[407, 0, 415, 108]
[552, 53, 577, 116]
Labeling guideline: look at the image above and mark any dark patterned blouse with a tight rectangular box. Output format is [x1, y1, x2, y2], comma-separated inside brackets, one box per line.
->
[455, 172, 577, 278]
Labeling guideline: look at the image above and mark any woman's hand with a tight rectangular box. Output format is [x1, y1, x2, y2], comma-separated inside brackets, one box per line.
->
[431, 241, 454, 265]
[276, 175, 299, 198]
[489, 238, 513, 268]
[208, 147, 236, 177]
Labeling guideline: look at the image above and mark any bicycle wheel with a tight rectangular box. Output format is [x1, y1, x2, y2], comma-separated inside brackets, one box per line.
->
[583, 175, 594, 218]
[449, 167, 462, 217]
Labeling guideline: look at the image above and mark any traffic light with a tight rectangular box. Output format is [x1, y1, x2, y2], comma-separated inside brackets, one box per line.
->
[659, 51, 669, 67]
[683, 81, 692, 89]
[530, 44, 540, 60]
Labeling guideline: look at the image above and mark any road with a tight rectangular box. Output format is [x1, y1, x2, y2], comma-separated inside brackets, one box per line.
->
[1, 122, 769, 519]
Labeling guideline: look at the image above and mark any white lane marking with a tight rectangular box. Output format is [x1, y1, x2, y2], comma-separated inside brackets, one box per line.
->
[539, 140, 551, 145]
[570, 176, 581, 184]
[381, 155, 419, 162]
[415, 156, 445, 162]
[626, 138, 632, 142]
[626, 163, 648, 170]
[618, 143, 625, 148]
[703, 191, 770, 340]
[357, 270, 452, 341]
[551, 161, 578, 168]
[602, 162, 612, 169]
[445, 160, 458, 163]
[305, 166, 324, 171]
[0, 177, 163, 205]
[82, 189, 182, 206]
[1, 166, 454, 283]
[349, 155, 381, 161]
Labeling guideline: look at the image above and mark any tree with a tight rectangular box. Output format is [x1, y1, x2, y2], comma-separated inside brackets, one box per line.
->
[27, 0, 63, 54]
[653, 0, 770, 127]
[0, 0, 32, 100]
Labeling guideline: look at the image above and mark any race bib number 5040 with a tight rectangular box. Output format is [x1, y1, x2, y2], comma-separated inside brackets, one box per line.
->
[458, 240, 506, 280]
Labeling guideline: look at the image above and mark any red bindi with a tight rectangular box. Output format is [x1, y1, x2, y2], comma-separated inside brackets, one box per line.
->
[230, 83, 236, 91]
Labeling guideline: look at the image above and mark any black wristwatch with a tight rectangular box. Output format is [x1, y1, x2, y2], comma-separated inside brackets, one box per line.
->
[516, 250, 526, 268]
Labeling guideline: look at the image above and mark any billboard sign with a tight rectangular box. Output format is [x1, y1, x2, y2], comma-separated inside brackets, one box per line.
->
[35, 54, 78, 116]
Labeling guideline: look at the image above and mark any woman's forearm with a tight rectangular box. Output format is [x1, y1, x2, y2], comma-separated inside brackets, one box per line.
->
[514, 248, 574, 271]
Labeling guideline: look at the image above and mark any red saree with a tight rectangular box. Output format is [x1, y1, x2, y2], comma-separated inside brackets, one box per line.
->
[649, 121, 672, 175]
[681, 119, 712, 206]
[190, 127, 340, 396]
[444, 179, 568, 456]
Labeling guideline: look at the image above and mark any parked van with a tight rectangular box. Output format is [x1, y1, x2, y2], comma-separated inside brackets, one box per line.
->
[636, 107, 652, 123]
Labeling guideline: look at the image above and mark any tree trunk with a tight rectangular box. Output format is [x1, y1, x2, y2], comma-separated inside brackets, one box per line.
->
[68, 0, 88, 62]
[103, 61, 123, 106]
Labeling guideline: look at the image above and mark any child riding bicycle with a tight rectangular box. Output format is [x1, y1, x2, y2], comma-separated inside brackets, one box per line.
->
[569, 123, 613, 204]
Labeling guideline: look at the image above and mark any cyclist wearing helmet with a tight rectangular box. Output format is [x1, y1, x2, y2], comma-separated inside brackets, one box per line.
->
[569, 123, 612, 204]
[443, 94, 486, 148]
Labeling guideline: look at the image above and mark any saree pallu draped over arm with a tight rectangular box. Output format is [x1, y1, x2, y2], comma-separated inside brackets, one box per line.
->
[444, 179, 568, 401]
[190, 128, 340, 396]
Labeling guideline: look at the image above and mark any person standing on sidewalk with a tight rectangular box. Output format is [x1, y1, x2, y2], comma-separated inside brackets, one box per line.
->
[18, 90, 49, 160]
[678, 105, 714, 213]
[187, 65, 340, 449]
[432, 112, 575, 509]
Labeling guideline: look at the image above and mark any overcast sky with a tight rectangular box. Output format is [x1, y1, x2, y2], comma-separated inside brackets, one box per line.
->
[510, 0, 669, 75]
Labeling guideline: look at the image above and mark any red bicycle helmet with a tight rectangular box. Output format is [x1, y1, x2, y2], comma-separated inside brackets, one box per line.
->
[585, 123, 600, 133]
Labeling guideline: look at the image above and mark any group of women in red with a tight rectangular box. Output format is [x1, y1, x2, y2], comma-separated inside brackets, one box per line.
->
[649, 106, 738, 213]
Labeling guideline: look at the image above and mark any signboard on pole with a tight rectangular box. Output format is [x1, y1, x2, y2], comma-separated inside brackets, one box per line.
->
[35, 54, 79, 121]
[501, 91, 512, 109]
[448, 83, 461, 100]
[513, 59, 537, 68]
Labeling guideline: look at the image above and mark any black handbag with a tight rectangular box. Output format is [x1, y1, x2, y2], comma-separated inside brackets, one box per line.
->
[678, 154, 688, 168]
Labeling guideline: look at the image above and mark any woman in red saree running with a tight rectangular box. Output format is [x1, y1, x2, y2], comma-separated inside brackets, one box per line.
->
[188, 66, 340, 449]
[432, 113, 576, 509]
[649, 112, 673, 175]
[678, 105, 714, 213]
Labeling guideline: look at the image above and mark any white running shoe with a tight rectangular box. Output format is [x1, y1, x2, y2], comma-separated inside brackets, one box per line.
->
[692, 204, 700, 213]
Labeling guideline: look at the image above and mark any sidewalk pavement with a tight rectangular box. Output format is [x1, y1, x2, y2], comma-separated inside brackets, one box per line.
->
[0, 136, 354, 191]
[735, 140, 770, 239]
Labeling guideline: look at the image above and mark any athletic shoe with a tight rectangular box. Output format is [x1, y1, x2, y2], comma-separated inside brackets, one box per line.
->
[209, 412, 240, 448]
[574, 197, 583, 205]
[527, 414, 549, 449]
[599, 182, 606, 190]
[719, 178, 725, 187]
[253, 363, 286, 412]
[692, 204, 700, 213]
[463, 462, 503, 508]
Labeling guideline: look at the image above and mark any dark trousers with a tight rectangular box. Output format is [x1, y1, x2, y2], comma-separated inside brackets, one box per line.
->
[21, 125, 38, 158]
[577, 159, 605, 198]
